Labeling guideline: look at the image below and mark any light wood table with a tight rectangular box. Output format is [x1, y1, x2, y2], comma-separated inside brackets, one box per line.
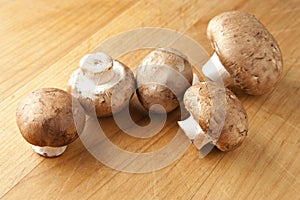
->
[0, 0, 299, 199]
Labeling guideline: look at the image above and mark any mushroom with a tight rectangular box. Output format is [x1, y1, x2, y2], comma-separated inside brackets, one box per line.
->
[67, 52, 135, 117]
[136, 48, 193, 113]
[16, 88, 86, 157]
[202, 10, 283, 95]
[178, 81, 248, 152]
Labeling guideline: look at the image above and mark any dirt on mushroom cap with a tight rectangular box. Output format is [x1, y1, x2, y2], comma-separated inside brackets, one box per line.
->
[16, 88, 86, 147]
[207, 10, 283, 95]
[184, 82, 248, 151]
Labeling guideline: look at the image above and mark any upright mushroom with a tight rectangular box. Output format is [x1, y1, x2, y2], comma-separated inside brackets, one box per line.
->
[67, 52, 135, 117]
[202, 11, 283, 95]
[16, 88, 86, 157]
[136, 48, 193, 113]
[178, 81, 248, 152]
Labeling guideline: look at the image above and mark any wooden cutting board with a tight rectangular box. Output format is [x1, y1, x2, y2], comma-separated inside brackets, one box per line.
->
[0, 0, 299, 199]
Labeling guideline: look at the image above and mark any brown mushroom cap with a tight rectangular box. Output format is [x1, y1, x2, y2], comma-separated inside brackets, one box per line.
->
[16, 88, 86, 147]
[207, 10, 283, 95]
[136, 48, 193, 113]
[184, 82, 248, 151]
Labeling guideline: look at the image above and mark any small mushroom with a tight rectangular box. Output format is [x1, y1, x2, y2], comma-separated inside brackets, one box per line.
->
[16, 88, 86, 157]
[136, 48, 193, 113]
[178, 82, 248, 152]
[202, 11, 283, 95]
[67, 52, 135, 117]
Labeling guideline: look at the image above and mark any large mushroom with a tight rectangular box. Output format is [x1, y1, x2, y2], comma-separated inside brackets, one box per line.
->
[67, 52, 135, 117]
[202, 11, 283, 95]
[178, 81, 248, 152]
[136, 48, 193, 113]
[16, 88, 86, 157]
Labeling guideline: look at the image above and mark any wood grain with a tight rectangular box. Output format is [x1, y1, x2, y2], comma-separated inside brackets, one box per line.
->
[0, 0, 299, 199]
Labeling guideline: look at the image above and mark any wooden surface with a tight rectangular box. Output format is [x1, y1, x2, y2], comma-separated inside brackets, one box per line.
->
[0, 0, 299, 199]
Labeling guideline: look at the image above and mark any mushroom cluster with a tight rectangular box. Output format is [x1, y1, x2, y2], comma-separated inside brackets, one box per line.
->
[16, 10, 282, 158]
[16, 52, 136, 157]
[178, 10, 282, 153]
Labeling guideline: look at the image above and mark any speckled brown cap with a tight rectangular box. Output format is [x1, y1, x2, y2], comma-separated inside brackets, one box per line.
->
[184, 82, 248, 151]
[16, 88, 86, 147]
[207, 11, 283, 95]
[136, 48, 193, 113]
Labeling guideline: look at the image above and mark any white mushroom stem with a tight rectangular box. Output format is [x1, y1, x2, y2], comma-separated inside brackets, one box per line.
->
[202, 52, 231, 85]
[192, 73, 200, 85]
[178, 115, 213, 150]
[178, 115, 203, 140]
[31, 145, 67, 157]
[68, 53, 124, 100]
[80, 52, 115, 84]
[178, 116, 215, 157]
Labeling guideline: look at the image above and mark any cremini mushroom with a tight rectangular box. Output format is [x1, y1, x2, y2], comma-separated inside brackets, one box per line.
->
[202, 10, 283, 95]
[67, 52, 135, 117]
[136, 48, 193, 113]
[178, 81, 248, 152]
[16, 88, 86, 157]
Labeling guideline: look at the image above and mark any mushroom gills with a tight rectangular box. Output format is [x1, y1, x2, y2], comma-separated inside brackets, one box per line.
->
[202, 52, 231, 85]
[178, 115, 214, 156]
[31, 145, 67, 157]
